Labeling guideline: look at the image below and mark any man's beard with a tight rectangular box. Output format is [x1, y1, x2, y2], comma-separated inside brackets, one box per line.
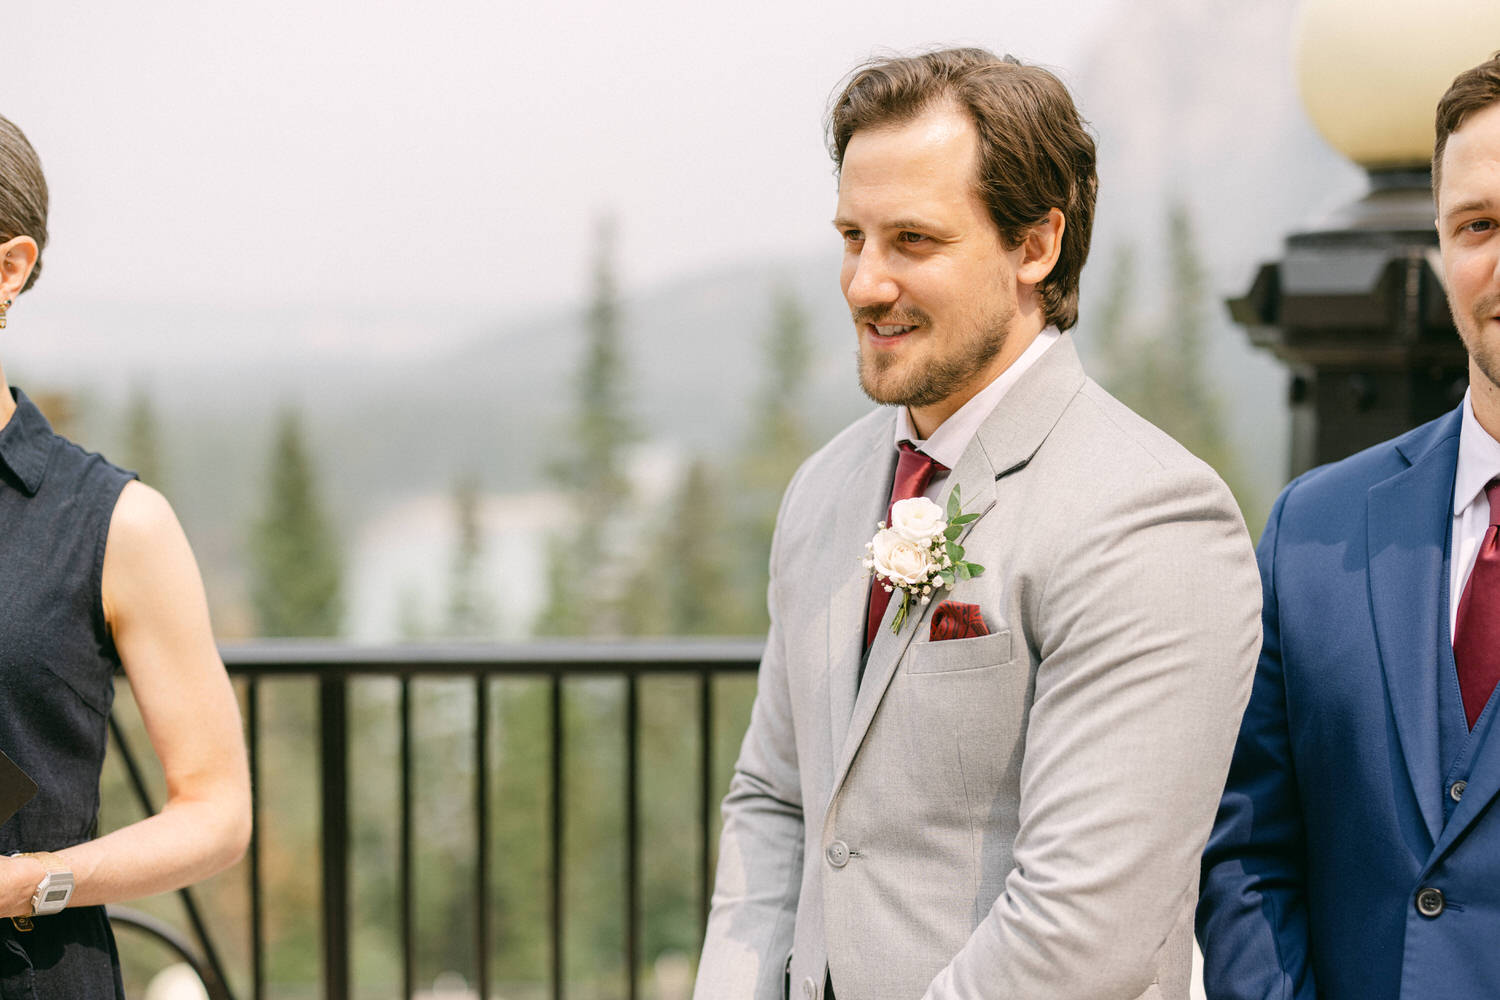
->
[854, 301, 1012, 409]
[1461, 289, 1500, 391]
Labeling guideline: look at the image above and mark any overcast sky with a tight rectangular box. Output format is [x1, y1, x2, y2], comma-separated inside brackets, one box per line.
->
[7, 1, 1121, 317]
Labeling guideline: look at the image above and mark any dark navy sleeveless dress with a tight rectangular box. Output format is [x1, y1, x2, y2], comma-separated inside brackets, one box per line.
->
[0, 388, 134, 998]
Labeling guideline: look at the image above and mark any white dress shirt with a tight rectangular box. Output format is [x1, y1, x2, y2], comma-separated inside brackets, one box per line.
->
[893, 328, 1061, 504]
[1450, 389, 1500, 643]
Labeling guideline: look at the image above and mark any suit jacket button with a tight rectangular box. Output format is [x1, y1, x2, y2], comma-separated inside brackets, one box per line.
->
[826, 841, 850, 868]
[1416, 887, 1445, 917]
[802, 976, 817, 999]
[1450, 779, 1467, 803]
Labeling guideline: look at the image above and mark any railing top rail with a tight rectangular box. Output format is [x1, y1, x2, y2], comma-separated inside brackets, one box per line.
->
[217, 637, 766, 677]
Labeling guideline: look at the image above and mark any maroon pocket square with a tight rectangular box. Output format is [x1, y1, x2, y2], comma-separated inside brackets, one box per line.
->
[929, 600, 989, 641]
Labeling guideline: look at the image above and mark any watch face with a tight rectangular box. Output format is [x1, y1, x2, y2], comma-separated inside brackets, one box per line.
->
[43, 889, 68, 904]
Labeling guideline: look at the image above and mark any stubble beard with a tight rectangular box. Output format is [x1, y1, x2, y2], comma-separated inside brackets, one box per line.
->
[855, 300, 1013, 410]
[1457, 289, 1500, 393]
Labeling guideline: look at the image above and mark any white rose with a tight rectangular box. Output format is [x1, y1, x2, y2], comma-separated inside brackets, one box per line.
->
[870, 527, 936, 585]
[889, 496, 947, 543]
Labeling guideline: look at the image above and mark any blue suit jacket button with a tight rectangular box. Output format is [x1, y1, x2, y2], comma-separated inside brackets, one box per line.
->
[1416, 887, 1445, 917]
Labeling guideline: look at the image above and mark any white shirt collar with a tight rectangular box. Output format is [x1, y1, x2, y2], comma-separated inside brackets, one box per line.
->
[894, 328, 1061, 468]
[1453, 388, 1500, 517]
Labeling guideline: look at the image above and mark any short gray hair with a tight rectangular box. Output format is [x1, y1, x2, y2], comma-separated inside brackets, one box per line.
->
[0, 114, 49, 294]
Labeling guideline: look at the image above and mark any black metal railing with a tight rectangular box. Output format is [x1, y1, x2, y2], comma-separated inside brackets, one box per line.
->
[109, 639, 762, 1000]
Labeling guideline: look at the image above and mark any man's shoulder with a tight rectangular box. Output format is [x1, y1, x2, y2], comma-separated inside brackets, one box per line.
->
[788, 406, 893, 489]
[1045, 378, 1233, 504]
[1067, 379, 1215, 473]
[1275, 405, 1463, 515]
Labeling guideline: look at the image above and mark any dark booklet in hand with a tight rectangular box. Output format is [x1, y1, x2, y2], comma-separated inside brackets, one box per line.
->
[0, 748, 37, 827]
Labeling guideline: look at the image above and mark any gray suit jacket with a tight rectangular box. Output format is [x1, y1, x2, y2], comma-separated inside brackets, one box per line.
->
[694, 338, 1261, 1000]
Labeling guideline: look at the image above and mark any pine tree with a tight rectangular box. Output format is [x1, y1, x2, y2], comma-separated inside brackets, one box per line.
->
[1090, 243, 1138, 384]
[120, 386, 167, 491]
[445, 474, 496, 638]
[735, 285, 815, 632]
[534, 214, 638, 636]
[621, 458, 745, 636]
[249, 407, 343, 637]
[1089, 202, 1255, 515]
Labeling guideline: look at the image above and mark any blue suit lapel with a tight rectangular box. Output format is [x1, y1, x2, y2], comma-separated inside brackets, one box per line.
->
[1367, 410, 1461, 848]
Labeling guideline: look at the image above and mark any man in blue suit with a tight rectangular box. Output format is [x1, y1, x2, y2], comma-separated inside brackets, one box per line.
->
[1198, 52, 1500, 999]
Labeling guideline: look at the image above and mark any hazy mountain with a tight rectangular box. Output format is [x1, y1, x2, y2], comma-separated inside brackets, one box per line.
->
[9, 0, 1380, 629]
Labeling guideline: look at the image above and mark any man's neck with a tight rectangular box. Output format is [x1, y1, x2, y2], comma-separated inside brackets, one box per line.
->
[908, 318, 1044, 439]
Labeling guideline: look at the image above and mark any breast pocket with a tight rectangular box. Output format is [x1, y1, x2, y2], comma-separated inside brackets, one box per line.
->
[905, 629, 1013, 674]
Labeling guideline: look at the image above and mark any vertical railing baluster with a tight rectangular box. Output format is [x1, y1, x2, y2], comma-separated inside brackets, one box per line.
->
[699, 668, 714, 934]
[550, 675, 564, 1000]
[625, 674, 640, 1000]
[248, 677, 264, 1000]
[319, 675, 350, 1000]
[475, 674, 491, 1000]
[400, 676, 415, 999]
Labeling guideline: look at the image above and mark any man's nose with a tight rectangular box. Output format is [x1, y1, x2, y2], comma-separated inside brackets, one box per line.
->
[845, 249, 899, 308]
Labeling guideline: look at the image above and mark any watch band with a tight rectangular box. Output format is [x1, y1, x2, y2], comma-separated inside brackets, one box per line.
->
[19, 851, 73, 918]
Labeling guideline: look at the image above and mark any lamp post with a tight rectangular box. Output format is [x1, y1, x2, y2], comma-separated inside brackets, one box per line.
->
[1230, 2, 1500, 476]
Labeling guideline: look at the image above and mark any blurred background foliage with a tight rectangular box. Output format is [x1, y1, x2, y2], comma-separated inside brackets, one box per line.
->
[86, 189, 1250, 999]
[13, 0, 1352, 991]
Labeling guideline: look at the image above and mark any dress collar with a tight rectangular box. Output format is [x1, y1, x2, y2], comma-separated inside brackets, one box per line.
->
[0, 388, 56, 496]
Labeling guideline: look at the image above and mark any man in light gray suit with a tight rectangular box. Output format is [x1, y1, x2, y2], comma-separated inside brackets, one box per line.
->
[694, 48, 1261, 1000]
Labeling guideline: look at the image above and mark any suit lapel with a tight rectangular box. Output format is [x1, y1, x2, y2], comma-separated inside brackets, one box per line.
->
[1367, 413, 1461, 848]
[1424, 409, 1500, 862]
[825, 337, 1087, 809]
[825, 415, 900, 769]
[836, 441, 1000, 782]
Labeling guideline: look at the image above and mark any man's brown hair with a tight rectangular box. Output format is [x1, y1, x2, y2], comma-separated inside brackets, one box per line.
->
[827, 48, 1097, 331]
[1433, 51, 1500, 200]
[0, 114, 48, 294]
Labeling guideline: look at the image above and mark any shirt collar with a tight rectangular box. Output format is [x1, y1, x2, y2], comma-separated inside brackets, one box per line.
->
[1453, 387, 1500, 517]
[0, 388, 56, 496]
[894, 327, 1061, 468]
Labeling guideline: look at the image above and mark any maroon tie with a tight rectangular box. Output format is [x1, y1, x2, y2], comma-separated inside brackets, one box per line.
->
[1455, 480, 1500, 729]
[865, 443, 947, 649]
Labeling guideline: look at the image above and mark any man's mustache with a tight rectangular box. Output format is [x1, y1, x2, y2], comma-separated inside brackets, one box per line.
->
[852, 305, 934, 327]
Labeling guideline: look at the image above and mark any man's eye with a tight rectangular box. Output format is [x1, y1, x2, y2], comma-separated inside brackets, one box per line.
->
[1462, 219, 1496, 235]
[842, 229, 864, 244]
[898, 231, 929, 244]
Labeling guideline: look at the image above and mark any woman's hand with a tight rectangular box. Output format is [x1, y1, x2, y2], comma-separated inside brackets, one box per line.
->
[0, 853, 45, 919]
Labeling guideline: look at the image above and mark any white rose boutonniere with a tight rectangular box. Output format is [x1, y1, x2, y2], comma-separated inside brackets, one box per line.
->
[889, 496, 947, 544]
[870, 528, 936, 585]
[862, 486, 986, 634]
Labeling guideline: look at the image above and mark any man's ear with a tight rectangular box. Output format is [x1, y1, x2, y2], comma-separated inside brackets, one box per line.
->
[0, 236, 38, 304]
[1015, 208, 1065, 289]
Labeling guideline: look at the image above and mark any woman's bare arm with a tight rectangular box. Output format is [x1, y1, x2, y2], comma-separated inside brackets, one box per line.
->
[1, 480, 251, 915]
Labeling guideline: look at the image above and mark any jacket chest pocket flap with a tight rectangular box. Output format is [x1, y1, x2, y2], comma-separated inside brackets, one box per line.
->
[905, 629, 1012, 674]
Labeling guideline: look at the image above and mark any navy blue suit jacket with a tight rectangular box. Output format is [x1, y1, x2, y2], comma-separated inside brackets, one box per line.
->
[1199, 405, 1500, 999]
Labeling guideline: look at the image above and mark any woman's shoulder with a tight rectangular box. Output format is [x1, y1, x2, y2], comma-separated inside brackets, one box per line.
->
[9, 391, 138, 505]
